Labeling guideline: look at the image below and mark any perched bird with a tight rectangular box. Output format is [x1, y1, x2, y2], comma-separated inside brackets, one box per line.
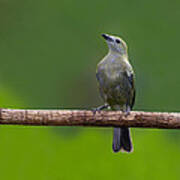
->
[95, 33, 135, 153]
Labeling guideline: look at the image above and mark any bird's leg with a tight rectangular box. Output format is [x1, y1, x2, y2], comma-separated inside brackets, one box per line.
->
[124, 105, 131, 117]
[92, 104, 109, 114]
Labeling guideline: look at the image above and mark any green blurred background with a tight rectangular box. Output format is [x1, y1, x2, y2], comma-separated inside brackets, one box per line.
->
[0, 0, 180, 179]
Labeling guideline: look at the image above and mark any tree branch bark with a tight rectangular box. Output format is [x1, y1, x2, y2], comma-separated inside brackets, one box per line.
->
[0, 108, 180, 129]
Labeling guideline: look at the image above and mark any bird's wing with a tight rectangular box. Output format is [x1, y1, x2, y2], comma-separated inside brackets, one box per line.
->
[124, 71, 136, 109]
[96, 66, 108, 101]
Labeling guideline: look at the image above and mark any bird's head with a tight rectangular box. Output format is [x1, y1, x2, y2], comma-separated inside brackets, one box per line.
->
[102, 33, 128, 56]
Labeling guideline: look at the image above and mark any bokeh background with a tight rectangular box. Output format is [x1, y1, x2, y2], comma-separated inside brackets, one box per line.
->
[0, 0, 180, 179]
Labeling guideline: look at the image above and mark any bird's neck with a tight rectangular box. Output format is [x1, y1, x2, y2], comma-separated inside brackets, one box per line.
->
[108, 50, 128, 60]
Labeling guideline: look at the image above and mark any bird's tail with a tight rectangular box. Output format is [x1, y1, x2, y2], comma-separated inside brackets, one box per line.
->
[112, 127, 133, 153]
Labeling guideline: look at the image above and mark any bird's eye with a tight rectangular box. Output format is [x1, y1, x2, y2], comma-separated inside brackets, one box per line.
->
[115, 39, 120, 44]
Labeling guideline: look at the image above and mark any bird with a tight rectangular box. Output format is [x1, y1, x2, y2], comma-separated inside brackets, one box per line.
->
[95, 33, 136, 153]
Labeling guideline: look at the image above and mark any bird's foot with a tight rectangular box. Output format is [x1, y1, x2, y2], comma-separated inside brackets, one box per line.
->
[124, 111, 130, 117]
[124, 106, 131, 117]
[92, 104, 109, 115]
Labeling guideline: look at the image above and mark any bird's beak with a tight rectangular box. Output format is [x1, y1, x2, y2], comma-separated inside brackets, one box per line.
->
[102, 34, 113, 42]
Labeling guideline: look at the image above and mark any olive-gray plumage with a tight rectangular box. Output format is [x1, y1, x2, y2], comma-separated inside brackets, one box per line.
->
[96, 34, 135, 152]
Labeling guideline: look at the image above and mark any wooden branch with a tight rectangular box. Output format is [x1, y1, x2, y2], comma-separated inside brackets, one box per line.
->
[0, 108, 180, 129]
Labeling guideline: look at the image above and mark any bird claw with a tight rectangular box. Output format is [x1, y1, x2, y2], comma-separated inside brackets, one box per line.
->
[125, 112, 130, 117]
[92, 108, 101, 115]
[92, 104, 109, 115]
[124, 110, 130, 117]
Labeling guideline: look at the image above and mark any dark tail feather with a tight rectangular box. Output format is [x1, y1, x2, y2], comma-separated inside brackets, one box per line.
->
[120, 128, 133, 152]
[112, 127, 133, 153]
[112, 128, 121, 152]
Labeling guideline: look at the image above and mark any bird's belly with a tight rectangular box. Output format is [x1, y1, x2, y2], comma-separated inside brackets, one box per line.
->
[106, 84, 127, 106]
[98, 70, 128, 106]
